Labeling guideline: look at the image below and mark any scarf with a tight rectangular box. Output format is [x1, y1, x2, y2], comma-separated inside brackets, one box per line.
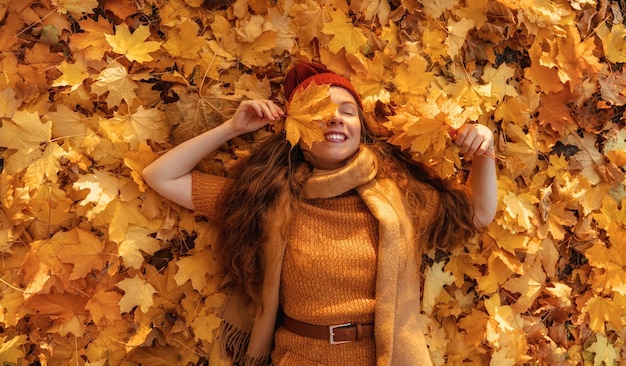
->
[213, 146, 433, 366]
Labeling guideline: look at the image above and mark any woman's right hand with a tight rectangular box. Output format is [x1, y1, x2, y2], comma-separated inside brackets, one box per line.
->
[228, 100, 285, 135]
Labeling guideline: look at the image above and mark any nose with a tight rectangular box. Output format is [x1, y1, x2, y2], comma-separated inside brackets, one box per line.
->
[327, 113, 343, 126]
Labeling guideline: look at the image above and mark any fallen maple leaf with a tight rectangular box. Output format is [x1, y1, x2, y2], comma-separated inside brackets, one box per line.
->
[597, 23, 626, 64]
[322, 10, 368, 54]
[0, 335, 27, 363]
[53, 0, 98, 15]
[105, 23, 162, 63]
[90, 59, 139, 107]
[586, 333, 620, 366]
[422, 261, 455, 315]
[116, 275, 158, 313]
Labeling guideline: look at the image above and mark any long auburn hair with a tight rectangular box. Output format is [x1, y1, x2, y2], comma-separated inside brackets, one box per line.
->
[215, 112, 477, 306]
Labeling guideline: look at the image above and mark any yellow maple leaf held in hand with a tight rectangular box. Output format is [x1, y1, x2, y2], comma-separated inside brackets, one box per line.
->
[105, 23, 162, 63]
[285, 83, 337, 149]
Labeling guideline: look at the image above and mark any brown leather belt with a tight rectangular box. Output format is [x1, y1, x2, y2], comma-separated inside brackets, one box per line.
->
[282, 315, 374, 344]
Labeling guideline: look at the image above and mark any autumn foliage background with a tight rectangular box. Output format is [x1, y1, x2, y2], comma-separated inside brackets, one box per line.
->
[1, 0, 626, 364]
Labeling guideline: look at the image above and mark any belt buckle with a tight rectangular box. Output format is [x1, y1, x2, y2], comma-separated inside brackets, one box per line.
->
[329, 323, 352, 344]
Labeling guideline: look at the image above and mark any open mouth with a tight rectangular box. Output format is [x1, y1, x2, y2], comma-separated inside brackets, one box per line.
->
[324, 132, 347, 142]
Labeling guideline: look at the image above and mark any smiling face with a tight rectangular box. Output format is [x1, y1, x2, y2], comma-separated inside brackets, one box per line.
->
[299, 86, 362, 170]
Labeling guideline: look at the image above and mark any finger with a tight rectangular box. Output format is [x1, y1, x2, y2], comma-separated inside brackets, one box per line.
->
[257, 102, 276, 120]
[265, 101, 284, 120]
[464, 137, 484, 157]
[241, 100, 265, 118]
[454, 124, 473, 147]
[456, 128, 477, 154]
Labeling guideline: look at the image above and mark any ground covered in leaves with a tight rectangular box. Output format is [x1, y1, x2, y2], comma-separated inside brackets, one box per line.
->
[1, 0, 626, 365]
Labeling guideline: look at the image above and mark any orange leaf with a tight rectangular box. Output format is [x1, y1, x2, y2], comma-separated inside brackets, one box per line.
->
[285, 83, 336, 148]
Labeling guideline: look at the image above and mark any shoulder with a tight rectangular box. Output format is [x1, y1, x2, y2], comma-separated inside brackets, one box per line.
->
[191, 171, 234, 219]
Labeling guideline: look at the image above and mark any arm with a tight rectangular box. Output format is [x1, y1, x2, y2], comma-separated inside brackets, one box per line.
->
[142, 100, 284, 210]
[454, 124, 498, 229]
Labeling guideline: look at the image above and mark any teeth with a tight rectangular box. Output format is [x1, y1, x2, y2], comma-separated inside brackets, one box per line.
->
[325, 133, 346, 141]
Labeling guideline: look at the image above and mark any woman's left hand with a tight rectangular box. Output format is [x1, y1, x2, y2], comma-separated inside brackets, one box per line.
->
[453, 124, 494, 159]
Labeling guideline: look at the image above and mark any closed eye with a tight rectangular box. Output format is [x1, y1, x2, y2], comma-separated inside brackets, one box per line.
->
[338, 105, 357, 116]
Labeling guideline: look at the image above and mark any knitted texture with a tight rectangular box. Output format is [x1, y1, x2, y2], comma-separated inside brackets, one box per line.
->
[191, 171, 231, 222]
[284, 62, 362, 108]
[272, 192, 378, 364]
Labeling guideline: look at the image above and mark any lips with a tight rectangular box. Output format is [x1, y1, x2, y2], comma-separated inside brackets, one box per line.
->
[324, 132, 347, 142]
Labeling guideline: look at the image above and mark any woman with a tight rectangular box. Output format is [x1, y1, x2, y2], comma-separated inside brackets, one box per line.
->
[142, 62, 497, 365]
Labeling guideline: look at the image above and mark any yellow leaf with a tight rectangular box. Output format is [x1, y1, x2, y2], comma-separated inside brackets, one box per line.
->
[191, 313, 222, 342]
[0, 291, 24, 327]
[422, 261, 455, 315]
[174, 252, 217, 291]
[445, 252, 484, 286]
[124, 322, 153, 352]
[581, 296, 625, 333]
[586, 333, 620, 366]
[52, 0, 98, 15]
[116, 275, 158, 313]
[392, 53, 432, 95]
[525, 42, 564, 94]
[91, 60, 138, 107]
[105, 23, 162, 63]
[73, 170, 120, 219]
[23, 143, 65, 187]
[555, 26, 602, 85]
[69, 16, 113, 61]
[289, 2, 333, 45]
[0, 87, 20, 118]
[603, 128, 626, 167]
[163, 19, 205, 59]
[86, 290, 123, 325]
[0, 335, 27, 363]
[99, 106, 168, 149]
[596, 23, 626, 64]
[23, 293, 89, 326]
[422, 0, 457, 18]
[285, 83, 336, 148]
[238, 30, 279, 67]
[421, 27, 448, 62]
[0, 110, 51, 154]
[457, 309, 489, 348]
[445, 18, 475, 59]
[502, 259, 546, 313]
[118, 225, 161, 269]
[585, 222, 626, 295]
[502, 191, 538, 233]
[52, 55, 89, 92]
[501, 122, 539, 178]
[476, 247, 520, 295]
[322, 10, 368, 54]
[55, 228, 106, 280]
[349, 51, 391, 104]
[480, 63, 518, 101]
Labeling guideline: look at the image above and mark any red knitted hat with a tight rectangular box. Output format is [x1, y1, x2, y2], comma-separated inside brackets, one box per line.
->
[284, 62, 362, 108]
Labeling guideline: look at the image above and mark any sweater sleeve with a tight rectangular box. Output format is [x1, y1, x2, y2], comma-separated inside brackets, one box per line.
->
[191, 170, 233, 223]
